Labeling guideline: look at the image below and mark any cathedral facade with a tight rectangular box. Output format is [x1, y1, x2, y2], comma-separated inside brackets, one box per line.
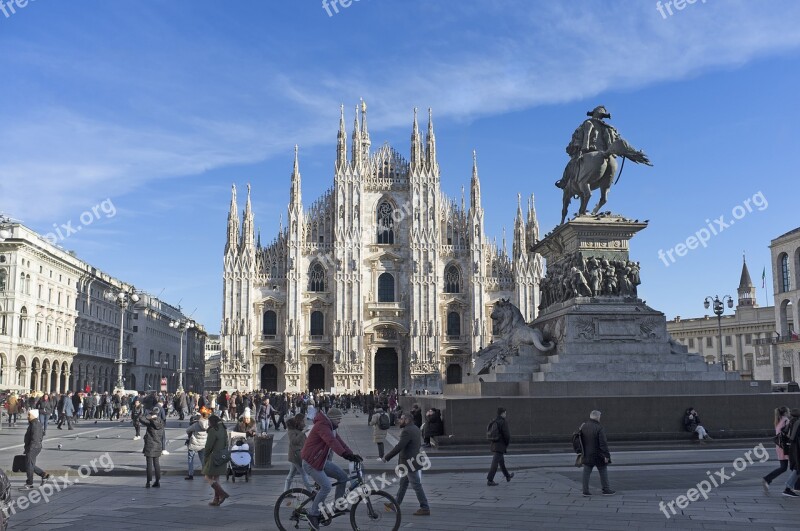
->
[220, 103, 543, 393]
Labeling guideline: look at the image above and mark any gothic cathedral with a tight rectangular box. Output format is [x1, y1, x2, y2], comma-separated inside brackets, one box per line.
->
[220, 103, 542, 393]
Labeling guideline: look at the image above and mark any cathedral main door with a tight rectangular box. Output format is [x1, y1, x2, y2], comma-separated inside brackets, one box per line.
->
[308, 364, 325, 391]
[374, 348, 399, 391]
[261, 363, 278, 391]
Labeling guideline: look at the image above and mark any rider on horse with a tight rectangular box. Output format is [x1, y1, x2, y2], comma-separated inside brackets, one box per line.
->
[557, 105, 618, 190]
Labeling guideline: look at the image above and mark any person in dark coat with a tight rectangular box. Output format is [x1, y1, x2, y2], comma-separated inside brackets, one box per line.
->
[410, 404, 423, 428]
[422, 408, 443, 447]
[140, 406, 164, 487]
[381, 413, 430, 516]
[486, 407, 514, 485]
[203, 415, 230, 506]
[22, 409, 50, 489]
[579, 410, 614, 496]
[35, 394, 54, 436]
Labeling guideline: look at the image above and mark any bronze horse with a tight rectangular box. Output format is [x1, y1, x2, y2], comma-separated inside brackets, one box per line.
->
[559, 137, 652, 225]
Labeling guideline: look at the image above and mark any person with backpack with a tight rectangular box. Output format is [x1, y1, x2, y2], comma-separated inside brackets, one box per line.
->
[763, 406, 791, 492]
[369, 406, 390, 459]
[486, 407, 513, 486]
[781, 408, 800, 497]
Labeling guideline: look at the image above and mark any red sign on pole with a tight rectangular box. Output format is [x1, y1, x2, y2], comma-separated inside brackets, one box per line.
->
[160, 377, 168, 392]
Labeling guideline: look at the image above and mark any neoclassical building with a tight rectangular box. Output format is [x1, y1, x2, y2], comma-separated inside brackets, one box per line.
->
[220, 103, 543, 393]
[667, 258, 778, 378]
[0, 223, 204, 394]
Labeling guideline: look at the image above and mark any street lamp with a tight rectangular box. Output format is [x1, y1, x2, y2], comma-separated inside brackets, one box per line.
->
[704, 295, 734, 371]
[105, 287, 140, 390]
[169, 318, 196, 391]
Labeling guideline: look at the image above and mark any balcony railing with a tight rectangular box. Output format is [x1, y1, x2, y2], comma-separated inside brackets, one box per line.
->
[755, 334, 800, 345]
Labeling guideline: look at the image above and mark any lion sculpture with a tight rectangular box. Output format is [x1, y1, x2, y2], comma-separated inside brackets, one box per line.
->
[474, 299, 555, 374]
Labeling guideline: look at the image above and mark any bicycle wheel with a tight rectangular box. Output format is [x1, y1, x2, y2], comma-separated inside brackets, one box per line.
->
[350, 489, 401, 531]
[274, 487, 315, 531]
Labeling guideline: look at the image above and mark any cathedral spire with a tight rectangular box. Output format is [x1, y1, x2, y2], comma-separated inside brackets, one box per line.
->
[360, 98, 371, 160]
[241, 183, 255, 251]
[527, 193, 539, 244]
[290, 145, 302, 209]
[425, 107, 438, 171]
[410, 107, 422, 169]
[257, 228, 261, 249]
[351, 105, 362, 167]
[513, 193, 526, 260]
[225, 183, 240, 254]
[336, 104, 347, 171]
[461, 185, 465, 213]
[470, 150, 482, 211]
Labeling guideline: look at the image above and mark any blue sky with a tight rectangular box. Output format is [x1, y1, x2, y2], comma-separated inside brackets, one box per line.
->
[1, 0, 798, 333]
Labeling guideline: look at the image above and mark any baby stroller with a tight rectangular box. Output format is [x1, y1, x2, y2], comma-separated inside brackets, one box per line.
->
[226, 431, 252, 482]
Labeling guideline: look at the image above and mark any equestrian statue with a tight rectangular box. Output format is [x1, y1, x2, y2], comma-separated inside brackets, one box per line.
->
[557, 105, 652, 225]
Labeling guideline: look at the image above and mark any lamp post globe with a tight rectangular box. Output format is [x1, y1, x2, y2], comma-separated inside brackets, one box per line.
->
[703, 295, 734, 371]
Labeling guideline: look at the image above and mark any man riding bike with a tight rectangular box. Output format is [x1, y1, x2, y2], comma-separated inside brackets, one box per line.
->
[300, 408, 362, 530]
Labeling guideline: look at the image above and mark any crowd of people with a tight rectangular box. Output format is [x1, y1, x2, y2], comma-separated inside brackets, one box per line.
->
[6, 387, 800, 528]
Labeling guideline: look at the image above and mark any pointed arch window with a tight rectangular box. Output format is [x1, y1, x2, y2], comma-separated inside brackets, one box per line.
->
[447, 311, 461, 337]
[310, 311, 324, 337]
[263, 310, 277, 336]
[309, 263, 326, 292]
[270, 262, 278, 278]
[377, 201, 395, 244]
[780, 254, 790, 292]
[378, 273, 395, 302]
[444, 265, 461, 293]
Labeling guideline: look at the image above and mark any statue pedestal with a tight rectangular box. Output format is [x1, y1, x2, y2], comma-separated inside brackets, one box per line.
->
[465, 212, 740, 386]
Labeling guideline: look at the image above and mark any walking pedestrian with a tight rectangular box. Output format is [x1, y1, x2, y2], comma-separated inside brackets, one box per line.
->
[380, 413, 430, 516]
[57, 392, 74, 430]
[186, 408, 210, 480]
[35, 394, 53, 436]
[369, 406, 390, 459]
[579, 410, 615, 496]
[763, 406, 791, 492]
[486, 407, 514, 486]
[20, 409, 50, 490]
[781, 408, 800, 497]
[140, 406, 164, 488]
[284, 414, 314, 492]
[131, 399, 143, 440]
[202, 415, 230, 506]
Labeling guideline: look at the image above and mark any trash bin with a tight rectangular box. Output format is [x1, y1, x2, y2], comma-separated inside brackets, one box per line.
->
[788, 382, 800, 393]
[254, 434, 273, 468]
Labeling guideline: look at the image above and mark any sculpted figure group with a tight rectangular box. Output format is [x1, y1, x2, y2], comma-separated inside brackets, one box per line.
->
[539, 254, 641, 311]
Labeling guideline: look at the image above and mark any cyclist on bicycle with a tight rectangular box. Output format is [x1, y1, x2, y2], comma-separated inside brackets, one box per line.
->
[300, 408, 362, 530]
